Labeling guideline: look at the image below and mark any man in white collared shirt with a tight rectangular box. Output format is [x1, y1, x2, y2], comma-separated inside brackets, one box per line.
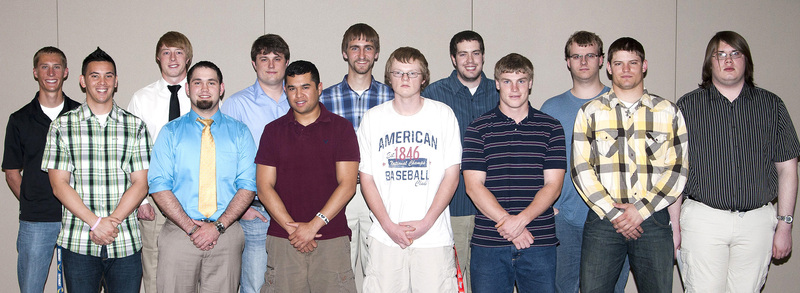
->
[127, 31, 193, 293]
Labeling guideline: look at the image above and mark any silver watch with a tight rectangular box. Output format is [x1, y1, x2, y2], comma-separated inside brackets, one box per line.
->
[777, 215, 793, 224]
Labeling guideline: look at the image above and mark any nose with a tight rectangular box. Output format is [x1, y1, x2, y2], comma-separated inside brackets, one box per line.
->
[47, 67, 55, 76]
[401, 73, 411, 80]
[357, 49, 365, 60]
[580, 56, 588, 65]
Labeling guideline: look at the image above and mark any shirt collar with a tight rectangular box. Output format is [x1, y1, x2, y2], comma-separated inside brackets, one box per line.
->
[285, 103, 334, 126]
[158, 77, 188, 91]
[491, 105, 535, 123]
[446, 70, 491, 92]
[604, 89, 656, 110]
[77, 102, 123, 123]
[253, 79, 287, 103]
[340, 74, 380, 94]
[708, 83, 753, 101]
[187, 109, 224, 125]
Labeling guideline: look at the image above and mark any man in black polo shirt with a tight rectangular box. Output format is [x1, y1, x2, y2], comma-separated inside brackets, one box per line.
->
[677, 31, 800, 292]
[3, 46, 81, 293]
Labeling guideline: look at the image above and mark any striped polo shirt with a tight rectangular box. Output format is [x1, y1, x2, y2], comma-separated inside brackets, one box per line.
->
[462, 106, 566, 247]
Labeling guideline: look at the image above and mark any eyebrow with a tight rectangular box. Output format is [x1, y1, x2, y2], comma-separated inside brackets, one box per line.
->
[191, 78, 218, 82]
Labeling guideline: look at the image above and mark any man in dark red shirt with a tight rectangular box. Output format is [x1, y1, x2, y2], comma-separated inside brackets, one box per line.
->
[255, 60, 359, 292]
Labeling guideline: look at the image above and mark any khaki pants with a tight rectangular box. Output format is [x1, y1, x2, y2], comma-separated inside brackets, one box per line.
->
[157, 219, 244, 293]
[262, 235, 356, 293]
[363, 238, 457, 293]
[347, 185, 372, 276]
[138, 200, 166, 293]
[680, 199, 776, 293]
[450, 215, 474, 293]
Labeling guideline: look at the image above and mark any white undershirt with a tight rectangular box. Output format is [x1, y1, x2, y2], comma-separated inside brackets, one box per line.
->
[469, 86, 478, 95]
[353, 89, 366, 96]
[95, 113, 110, 127]
[41, 101, 64, 121]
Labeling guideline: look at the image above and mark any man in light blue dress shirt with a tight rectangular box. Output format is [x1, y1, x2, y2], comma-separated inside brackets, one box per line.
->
[149, 61, 256, 292]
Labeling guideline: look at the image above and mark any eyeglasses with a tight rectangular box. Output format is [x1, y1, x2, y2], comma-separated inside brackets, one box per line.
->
[390, 71, 422, 79]
[713, 51, 743, 60]
[569, 53, 601, 61]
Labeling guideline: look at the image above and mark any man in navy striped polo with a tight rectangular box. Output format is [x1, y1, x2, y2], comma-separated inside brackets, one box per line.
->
[462, 53, 566, 293]
[677, 31, 800, 293]
[422, 31, 499, 292]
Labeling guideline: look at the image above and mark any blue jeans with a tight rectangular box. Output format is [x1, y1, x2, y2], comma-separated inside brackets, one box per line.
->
[554, 213, 629, 293]
[240, 205, 270, 293]
[17, 220, 61, 293]
[61, 246, 142, 293]
[471, 244, 556, 293]
[580, 209, 673, 293]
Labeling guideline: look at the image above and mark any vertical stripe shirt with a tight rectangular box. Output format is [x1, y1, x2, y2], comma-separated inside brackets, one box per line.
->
[320, 75, 393, 131]
[462, 106, 566, 247]
[677, 85, 800, 210]
[572, 90, 688, 221]
[422, 70, 500, 217]
[41, 103, 152, 258]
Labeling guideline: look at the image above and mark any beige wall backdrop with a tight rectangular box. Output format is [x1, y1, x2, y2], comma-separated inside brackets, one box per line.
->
[1, 0, 798, 292]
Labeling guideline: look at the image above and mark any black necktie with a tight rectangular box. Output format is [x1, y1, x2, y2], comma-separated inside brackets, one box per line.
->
[168, 85, 181, 121]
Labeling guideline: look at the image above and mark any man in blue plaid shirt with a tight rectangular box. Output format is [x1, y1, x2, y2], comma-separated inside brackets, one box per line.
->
[319, 23, 393, 279]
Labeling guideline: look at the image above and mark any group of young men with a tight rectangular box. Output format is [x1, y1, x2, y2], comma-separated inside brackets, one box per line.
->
[4, 23, 798, 293]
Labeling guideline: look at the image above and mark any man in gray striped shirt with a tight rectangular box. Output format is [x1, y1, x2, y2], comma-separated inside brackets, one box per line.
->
[677, 31, 800, 293]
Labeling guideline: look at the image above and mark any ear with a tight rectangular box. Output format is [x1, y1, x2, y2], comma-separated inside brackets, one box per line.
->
[642, 60, 648, 73]
[63, 67, 69, 80]
[450, 55, 457, 68]
[33, 68, 39, 80]
[316, 82, 323, 93]
[495, 79, 501, 91]
[219, 83, 225, 96]
[251, 60, 257, 71]
[607, 62, 613, 75]
[79, 75, 86, 89]
[342, 51, 348, 61]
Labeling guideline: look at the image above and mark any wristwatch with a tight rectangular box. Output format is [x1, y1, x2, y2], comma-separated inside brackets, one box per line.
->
[214, 220, 227, 233]
[777, 215, 793, 224]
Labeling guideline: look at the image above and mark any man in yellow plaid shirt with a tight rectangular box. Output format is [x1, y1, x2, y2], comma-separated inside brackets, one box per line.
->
[571, 37, 687, 293]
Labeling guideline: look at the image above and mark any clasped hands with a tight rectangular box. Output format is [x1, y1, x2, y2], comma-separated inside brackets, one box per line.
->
[189, 219, 221, 251]
[386, 218, 434, 249]
[496, 214, 535, 249]
[611, 203, 644, 240]
[89, 216, 122, 246]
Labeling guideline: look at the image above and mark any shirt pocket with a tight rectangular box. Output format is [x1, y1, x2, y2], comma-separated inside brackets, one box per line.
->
[645, 131, 669, 160]
[594, 129, 620, 158]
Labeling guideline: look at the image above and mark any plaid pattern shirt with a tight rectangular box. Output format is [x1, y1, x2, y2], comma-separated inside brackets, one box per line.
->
[320, 75, 393, 130]
[572, 90, 688, 221]
[41, 103, 151, 258]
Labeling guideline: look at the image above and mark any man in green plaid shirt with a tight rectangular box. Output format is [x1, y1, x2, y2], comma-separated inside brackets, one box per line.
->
[41, 48, 151, 293]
